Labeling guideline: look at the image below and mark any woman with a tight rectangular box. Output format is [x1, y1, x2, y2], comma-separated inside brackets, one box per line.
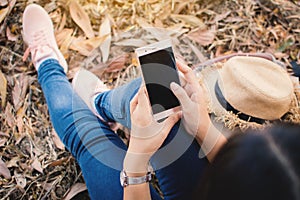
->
[196, 124, 300, 200]
[22, 4, 300, 200]
[23, 4, 219, 200]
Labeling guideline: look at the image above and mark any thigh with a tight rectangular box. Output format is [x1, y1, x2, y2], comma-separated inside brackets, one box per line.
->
[151, 122, 209, 200]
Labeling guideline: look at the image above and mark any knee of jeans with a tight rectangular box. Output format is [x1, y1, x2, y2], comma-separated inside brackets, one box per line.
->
[56, 113, 102, 157]
[49, 100, 75, 119]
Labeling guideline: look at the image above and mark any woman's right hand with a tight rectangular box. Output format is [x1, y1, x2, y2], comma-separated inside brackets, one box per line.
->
[171, 61, 210, 140]
[171, 61, 227, 161]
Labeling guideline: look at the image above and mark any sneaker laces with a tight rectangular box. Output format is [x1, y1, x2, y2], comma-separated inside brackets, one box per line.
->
[23, 28, 57, 62]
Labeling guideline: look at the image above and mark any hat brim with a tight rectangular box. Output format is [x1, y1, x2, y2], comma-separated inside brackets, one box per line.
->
[198, 63, 300, 131]
[199, 64, 268, 131]
[200, 64, 227, 117]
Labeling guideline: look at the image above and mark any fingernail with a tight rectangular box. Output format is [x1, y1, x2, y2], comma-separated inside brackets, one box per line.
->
[170, 82, 179, 90]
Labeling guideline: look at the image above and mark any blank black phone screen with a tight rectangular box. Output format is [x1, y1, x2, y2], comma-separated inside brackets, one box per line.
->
[139, 47, 180, 114]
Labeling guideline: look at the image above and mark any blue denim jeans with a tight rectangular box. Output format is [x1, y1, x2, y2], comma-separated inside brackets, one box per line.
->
[38, 59, 208, 200]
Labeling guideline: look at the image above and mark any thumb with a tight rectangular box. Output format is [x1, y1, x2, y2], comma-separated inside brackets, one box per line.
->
[137, 86, 151, 114]
[170, 82, 190, 108]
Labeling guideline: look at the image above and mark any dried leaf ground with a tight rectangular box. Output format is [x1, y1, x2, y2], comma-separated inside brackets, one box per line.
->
[0, 0, 299, 199]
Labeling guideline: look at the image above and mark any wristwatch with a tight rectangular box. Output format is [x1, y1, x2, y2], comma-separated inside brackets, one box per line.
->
[120, 169, 152, 187]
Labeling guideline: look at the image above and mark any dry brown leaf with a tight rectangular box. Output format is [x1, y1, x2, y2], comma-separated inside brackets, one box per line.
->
[147, 0, 159, 3]
[136, 17, 152, 29]
[173, 1, 189, 14]
[7, 0, 16, 12]
[105, 54, 129, 73]
[167, 23, 189, 37]
[56, 28, 74, 58]
[56, 28, 73, 46]
[6, 157, 19, 168]
[0, 132, 8, 146]
[0, 7, 9, 24]
[136, 18, 167, 40]
[16, 111, 24, 134]
[31, 158, 43, 174]
[70, 36, 107, 56]
[6, 27, 17, 41]
[158, 4, 173, 20]
[171, 14, 204, 27]
[16, 103, 27, 134]
[286, 14, 300, 19]
[114, 39, 147, 47]
[69, 0, 94, 39]
[12, 74, 30, 111]
[63, 183, 87, 200]
[15, 173, 26, 188]
[51, 129, 65, 150]
[0, 131, 9, 137]
[49, 157, 69, 167]
[0, 70, 7, 108]
[186, 39, 207, 63]
[213, 11, 231, 23]
[41, 181, 53, 194]
[0, 138, 7, 147]
[0, 158, 11, 179]
[186, 27, 215, 46]
[225, 16, 244, 23]
[58, 12, 67, 32]
[99, 16, 111, 63]
[154, 18, 164, 28]
[12, 81, 22, 111]
[4, 102, 14, 128]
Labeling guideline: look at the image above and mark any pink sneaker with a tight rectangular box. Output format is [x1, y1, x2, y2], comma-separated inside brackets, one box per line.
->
[22, 4, 68, 73]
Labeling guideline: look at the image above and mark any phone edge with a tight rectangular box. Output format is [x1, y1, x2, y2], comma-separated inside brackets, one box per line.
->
[135, 39, 182, 122]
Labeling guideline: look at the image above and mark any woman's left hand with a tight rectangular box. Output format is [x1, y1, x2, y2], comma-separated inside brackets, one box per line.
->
[123, 85, 181, 174]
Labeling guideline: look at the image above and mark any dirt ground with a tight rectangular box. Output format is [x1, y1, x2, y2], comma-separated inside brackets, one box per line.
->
[0, 0, 299, 199]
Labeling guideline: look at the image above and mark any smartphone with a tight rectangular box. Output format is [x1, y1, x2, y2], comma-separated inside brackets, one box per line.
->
[136, 39, 181, 122]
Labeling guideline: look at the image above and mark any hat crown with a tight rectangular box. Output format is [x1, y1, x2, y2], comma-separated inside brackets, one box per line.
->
[219, 56, 294, 120]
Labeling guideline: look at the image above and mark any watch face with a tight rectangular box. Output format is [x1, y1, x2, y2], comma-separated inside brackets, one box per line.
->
[120, 176, 124, 187]
[120, 170, 127, 187]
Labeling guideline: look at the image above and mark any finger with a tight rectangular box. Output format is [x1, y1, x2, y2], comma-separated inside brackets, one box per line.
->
[176, 60, 190, 74]
[176, 61, 199, 87]
[175, 54, 186, 64]
[184, 83, 197, 97]
[130, 93, 138, 114]
[170, 82, 191, 108]
[130, 85, 144, 114]
[137, 86, 152, 114]
[178, 71, 187, 87]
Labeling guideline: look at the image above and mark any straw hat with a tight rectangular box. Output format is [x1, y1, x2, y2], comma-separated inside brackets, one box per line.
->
[198, 55, 300, 130]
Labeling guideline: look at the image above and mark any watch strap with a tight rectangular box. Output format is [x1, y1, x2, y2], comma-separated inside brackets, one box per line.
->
[127, 172, 152, 185]
[120, 170, 152, 187]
